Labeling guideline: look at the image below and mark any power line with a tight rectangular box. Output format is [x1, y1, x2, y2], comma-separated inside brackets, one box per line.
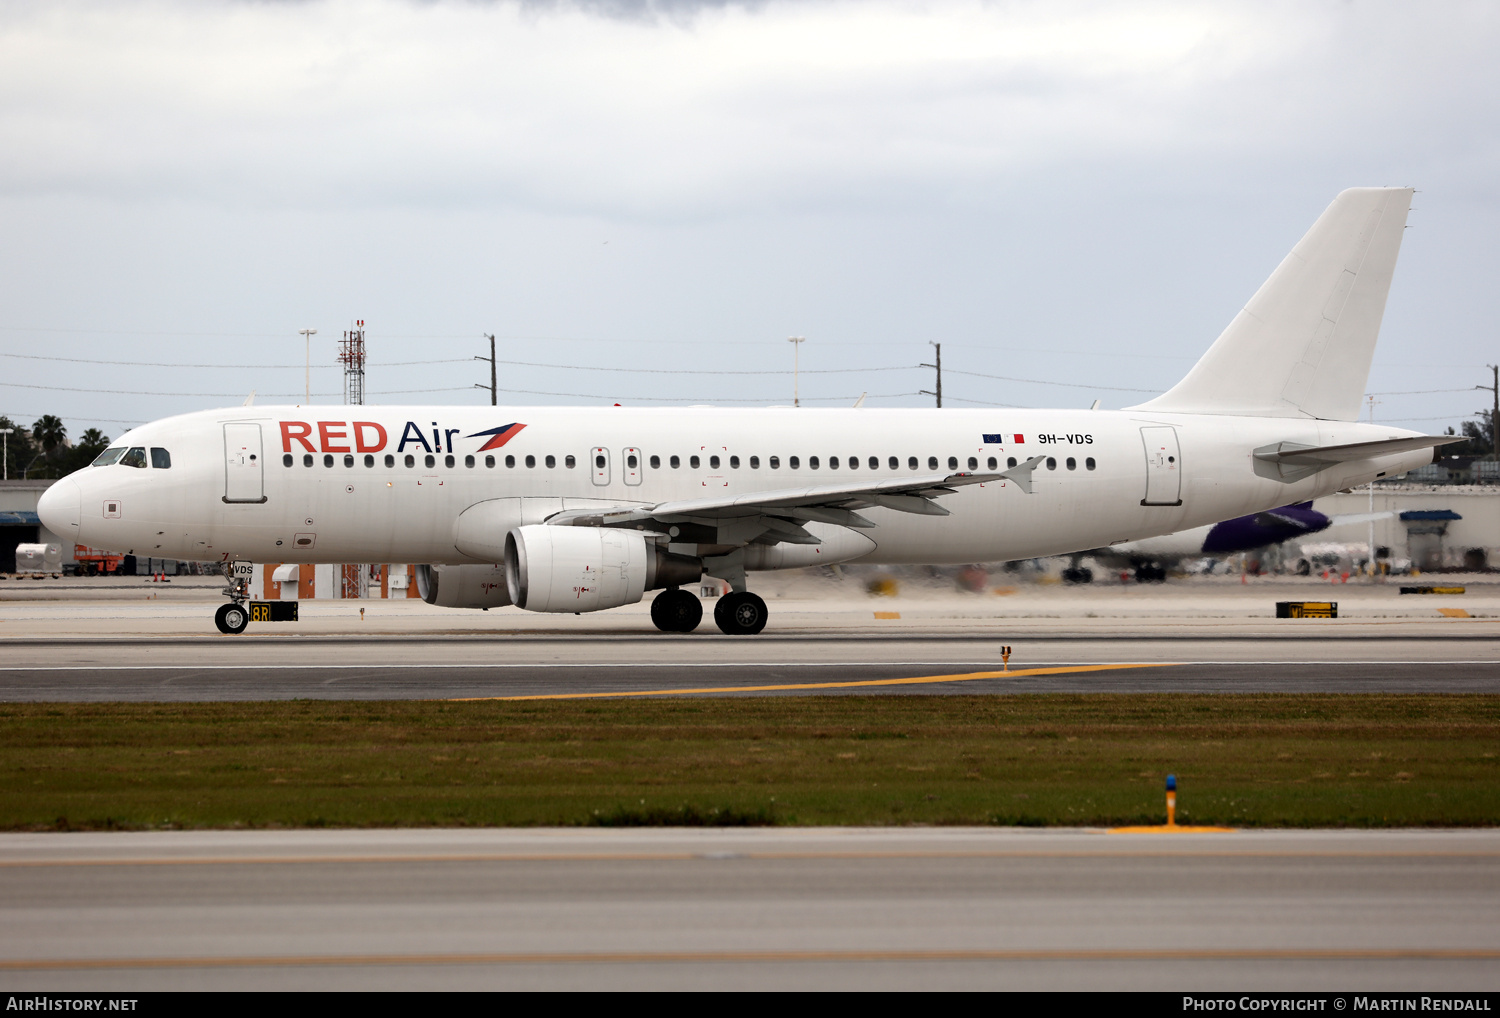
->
[945, 368, 1159, 393]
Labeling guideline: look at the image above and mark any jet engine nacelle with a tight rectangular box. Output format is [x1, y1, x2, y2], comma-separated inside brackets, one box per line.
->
[504, 525, 701, 613]
[415, 563, 513, 609]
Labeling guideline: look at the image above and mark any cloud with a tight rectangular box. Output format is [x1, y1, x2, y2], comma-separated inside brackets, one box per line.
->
[6, 0, 1493, 217]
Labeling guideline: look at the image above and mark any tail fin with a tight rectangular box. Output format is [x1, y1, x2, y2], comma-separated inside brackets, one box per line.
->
[1128, 187, 1413, 421]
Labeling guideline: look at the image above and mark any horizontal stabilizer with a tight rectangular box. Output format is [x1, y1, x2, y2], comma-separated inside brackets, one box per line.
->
[1253, 435, 1461, 482]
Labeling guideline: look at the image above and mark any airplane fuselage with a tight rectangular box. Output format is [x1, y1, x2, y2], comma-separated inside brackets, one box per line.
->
[43, 404, 1431, 569]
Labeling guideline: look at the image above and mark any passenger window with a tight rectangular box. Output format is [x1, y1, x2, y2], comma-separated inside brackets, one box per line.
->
[1046, 457, 1057, 470]
[485, 455, 495, 468]
[1007, 457, 1017, 468]
[121, 447, 147, 468]
[92, 447, 126, 467]
[710, 455, 720, 469]
[650, 455, 660, 469]
[1066, 457, 1076, 470]
[809, 456, 819, 469]
[888, 457, 898, 470]
[546, 455, 556, 468]
[150, 448, 171, 469]
[425, 454, 436, 468]
[908, 456, 917, 470]
[987, 457, 997, 470]
[927, 456, 938, 470]
[365, 454, 376, 467]
[465, 455, 475, 468]
[749, 456, 759, 468]
[947, 456, 958, 470]
[626, 453, 638, 468]
[506, 455, 515, 468]
[729, 455, 739, 469]
[670, 455, 681, 469]
[595, 454, 606, 468]
[964, 456, 974, 470]
[565, 455, 576, 468]
[324, 454, 335, 468]
[305, 454, 315, 467]
[283, 453, 294, 468]
[526, 455, 536, 468]
[384, 454, 395, 467]
[769, 456, 780, 469]
[1086, 457, 1096, 470]
[829, 457, 839, 469]
[444, 454, 455, 468]
[690, 455, 700, 469]
[405, 454, 415, 467]
[847, 456, 857, 470]
[345, 454, 355, 467]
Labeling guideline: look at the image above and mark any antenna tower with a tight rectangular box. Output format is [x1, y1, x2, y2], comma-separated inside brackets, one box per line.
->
[339, 321, 366, 405]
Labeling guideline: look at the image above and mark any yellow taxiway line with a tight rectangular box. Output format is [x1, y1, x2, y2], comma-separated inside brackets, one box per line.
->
[448, 661, 1175, 701]
[3, 948, 1497, 971]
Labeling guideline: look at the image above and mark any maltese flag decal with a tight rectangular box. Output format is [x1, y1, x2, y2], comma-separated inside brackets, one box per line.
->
[467, 423, 527, 451]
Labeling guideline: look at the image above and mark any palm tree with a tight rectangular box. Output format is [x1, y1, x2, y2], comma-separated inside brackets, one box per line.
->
[25, 415, 66, 478]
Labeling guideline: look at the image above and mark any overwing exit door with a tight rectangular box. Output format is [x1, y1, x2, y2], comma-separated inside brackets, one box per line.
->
[591, 447, 610, 486]
[1139, 426, 1182, 506]
[623, 447, 642, 486]
[223, 423, 267, 504]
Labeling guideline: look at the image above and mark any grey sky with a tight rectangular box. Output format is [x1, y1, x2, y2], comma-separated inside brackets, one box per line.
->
[1, 0, 1496, 437]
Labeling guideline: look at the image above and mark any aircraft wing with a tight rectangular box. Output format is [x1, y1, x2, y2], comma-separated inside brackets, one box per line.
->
[545, 470, 1004, 543]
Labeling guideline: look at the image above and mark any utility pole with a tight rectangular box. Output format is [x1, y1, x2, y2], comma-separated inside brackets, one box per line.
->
[788, 336, 805, 407]
[298, 328, 317, 404]
[0, 428, 12, 481]
[1480, 365, 1500, 461]
[475, 334, 497, 405]
[920, 341, 942, 407]
[1366, 395, 1380, 577]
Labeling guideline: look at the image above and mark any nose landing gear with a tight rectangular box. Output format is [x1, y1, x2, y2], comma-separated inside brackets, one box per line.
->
[214, 602, 249, 635]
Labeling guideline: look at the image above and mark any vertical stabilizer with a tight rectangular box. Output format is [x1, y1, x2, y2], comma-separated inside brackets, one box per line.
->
[1128, 187, 1413, 421]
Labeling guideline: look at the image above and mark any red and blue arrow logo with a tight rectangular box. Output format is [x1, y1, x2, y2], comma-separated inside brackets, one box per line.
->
[467, 423, 527, 451]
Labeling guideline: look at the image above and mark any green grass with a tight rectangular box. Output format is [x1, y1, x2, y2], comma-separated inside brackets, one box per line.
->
[1, 695, 1497, 830]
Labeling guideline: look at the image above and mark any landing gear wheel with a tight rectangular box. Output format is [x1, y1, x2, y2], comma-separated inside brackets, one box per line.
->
[714, 591, 768, 636]
[1061, 567, 1093, 584]
[214, 602, 249, 635]
[650, 588, 703, 633]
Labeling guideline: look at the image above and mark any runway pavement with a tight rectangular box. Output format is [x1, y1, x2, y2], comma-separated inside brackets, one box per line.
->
[0, 827, 1496, 991]
[3, 579, 1497, 700]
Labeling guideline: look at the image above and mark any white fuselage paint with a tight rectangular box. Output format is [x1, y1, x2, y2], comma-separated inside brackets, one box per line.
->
[46, 405, 1432, 573]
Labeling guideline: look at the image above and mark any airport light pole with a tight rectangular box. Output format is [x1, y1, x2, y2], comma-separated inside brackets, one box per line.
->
[788, 336, 805, 407]
[0, 428, 12, 481]
[299, 328, 317, 404]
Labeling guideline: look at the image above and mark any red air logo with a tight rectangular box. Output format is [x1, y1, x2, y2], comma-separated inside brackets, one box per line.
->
[467, 424, 526, 451]
[281, 421, 387, 453]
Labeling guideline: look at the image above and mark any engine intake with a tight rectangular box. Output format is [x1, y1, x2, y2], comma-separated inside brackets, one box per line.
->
[504, 525, 701, 613]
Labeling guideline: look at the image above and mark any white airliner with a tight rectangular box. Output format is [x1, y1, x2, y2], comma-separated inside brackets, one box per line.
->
[38, 188, 1456, 635]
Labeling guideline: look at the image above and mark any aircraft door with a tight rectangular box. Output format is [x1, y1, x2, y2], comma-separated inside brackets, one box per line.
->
[1139, 426, 1182, 506]
[591, 447, 610, 486]
[623, 447, 642, 486]
[223, 423, 268, 504]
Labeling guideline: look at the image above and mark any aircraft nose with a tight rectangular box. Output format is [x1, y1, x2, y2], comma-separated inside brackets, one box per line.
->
[37, 477, 82, 537]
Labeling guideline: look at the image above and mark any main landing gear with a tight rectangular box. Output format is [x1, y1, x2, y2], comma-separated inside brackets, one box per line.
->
[650, 588, 703, 633]
[649, 587, 769, 635]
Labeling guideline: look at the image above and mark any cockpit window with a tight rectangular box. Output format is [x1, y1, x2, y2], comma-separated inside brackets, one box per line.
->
[120, 447, 148, 469]
[150, 448, 171, 469]
[92, 447, 126, 467]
